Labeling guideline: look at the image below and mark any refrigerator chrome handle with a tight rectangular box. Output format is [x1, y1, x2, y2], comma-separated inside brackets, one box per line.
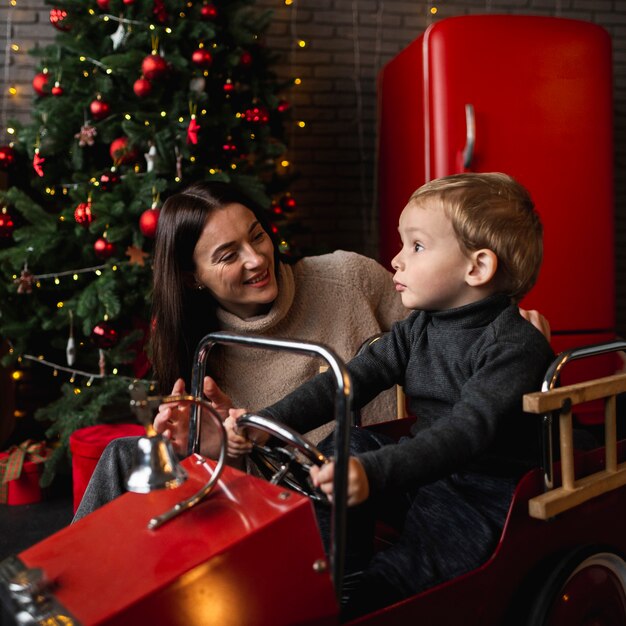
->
[462, 103, 475, 170]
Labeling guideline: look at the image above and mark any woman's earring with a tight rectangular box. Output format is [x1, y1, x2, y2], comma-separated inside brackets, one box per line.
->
[196, 283, 205, 291]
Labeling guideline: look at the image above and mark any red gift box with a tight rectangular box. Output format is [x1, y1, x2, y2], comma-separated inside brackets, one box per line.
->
[70, 423, 146, 513]
[0, 440, 49, 506]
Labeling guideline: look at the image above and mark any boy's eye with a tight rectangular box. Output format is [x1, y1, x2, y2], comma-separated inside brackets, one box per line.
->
[413, 242, 424, 252]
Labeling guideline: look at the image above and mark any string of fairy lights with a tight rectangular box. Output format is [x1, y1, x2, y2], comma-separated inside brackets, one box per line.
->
[0, 0, 308, 395]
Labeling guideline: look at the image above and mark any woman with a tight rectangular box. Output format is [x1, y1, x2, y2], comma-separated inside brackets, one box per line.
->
[150, 181, 409, 424]
[73, 181, 411, 519]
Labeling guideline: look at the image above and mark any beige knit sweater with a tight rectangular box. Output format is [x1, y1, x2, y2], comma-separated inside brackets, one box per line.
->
[209, 250, 408, 442]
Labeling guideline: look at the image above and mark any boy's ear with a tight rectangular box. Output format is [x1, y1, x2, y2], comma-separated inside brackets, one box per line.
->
[465, 249, 498, 287]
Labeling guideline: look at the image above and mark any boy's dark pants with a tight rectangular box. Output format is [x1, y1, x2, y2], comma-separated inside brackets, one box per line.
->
[316, 428, 516, 620]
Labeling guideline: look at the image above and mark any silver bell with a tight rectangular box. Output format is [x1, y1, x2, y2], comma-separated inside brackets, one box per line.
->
[126, 435, 187, 493]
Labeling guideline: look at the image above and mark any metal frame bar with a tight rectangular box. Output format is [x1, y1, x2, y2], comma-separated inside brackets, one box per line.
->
[187, 331, 353, 602]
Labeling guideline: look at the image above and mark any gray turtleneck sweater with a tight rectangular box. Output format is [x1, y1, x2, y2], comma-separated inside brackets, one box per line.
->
[259, 294, 554, 496]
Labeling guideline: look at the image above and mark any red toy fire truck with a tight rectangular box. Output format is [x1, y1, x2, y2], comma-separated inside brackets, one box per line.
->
[1, 332, 625, 625]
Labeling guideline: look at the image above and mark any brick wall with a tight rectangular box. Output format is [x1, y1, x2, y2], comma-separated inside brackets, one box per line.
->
[1, 0, 625, 334]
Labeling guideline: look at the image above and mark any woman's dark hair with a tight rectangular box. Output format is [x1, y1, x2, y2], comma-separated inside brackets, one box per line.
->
[150, 181, 282, 392]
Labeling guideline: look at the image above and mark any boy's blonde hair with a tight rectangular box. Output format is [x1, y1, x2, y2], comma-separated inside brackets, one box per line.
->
[410, 172, 542, 302]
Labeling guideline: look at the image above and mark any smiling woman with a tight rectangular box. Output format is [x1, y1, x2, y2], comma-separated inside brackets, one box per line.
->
[190, 202, 279, 319]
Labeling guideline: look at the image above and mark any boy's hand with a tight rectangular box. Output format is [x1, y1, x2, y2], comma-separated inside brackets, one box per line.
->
[309, 457, 370, 506]
[224, 409, 259, 458]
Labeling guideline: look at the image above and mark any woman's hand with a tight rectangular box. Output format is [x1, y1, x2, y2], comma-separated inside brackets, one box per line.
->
[153, 376, 233, 458]
[153, 378, 189, 455]
[202, 376, 233, 420]
[519, 308, 551, 343]
[309, 457, 370, 506]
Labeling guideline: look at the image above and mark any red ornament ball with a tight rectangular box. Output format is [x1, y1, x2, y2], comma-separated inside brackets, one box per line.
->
[51, 82, 63, 96]
[74, 202, 94, 226]
[0, 146, 16, 169]
[109, 137, 138, 164]
[139, 208, 160, 238]
[191, 48, 212, 67]
[96, 0, 110, 10]
[94, 237, 115, 259]
[49, 8, 69, 30]
[32, 72, 49, 96]
[280, 194, 297, 212]
[239, 51, 253, 67]
[244, 106, 269, 124]
[90, 98, 111, 120]
[277, 100, 291, 113]
[91, 322, 118, 349]
[141, 54, 168, 81]
[99, 169, 120, 190]
[223, 79, 234, 93]
[200, 3, 217, 19]
[133, 77, 152, 98]
[0, 211, 15, 237]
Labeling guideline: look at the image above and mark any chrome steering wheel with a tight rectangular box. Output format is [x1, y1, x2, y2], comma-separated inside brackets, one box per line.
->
[237, 412, 330, 503]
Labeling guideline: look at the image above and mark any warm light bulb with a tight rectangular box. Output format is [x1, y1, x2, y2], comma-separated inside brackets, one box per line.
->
[11, 44, 19, 52]
[294, 78, 302, 85]
[8, 86, 17, 96]
[57, 301, 64, 308]
[430, 6, 438, 13]
[298, 40, 306, 48]
[297, 120, 306, 128]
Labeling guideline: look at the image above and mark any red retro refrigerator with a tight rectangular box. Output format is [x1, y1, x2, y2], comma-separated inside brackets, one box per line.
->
[378, 15, 616, 399]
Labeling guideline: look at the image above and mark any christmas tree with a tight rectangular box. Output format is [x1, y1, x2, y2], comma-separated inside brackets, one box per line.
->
[0, 0, 296, 484]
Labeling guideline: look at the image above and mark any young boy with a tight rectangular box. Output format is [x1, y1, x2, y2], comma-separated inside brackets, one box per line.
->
[229, 172, 555, 615]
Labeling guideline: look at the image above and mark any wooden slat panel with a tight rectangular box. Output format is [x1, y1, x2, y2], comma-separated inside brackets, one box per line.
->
[529, 464, 626, 519]
[523, 373, 626, 413]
